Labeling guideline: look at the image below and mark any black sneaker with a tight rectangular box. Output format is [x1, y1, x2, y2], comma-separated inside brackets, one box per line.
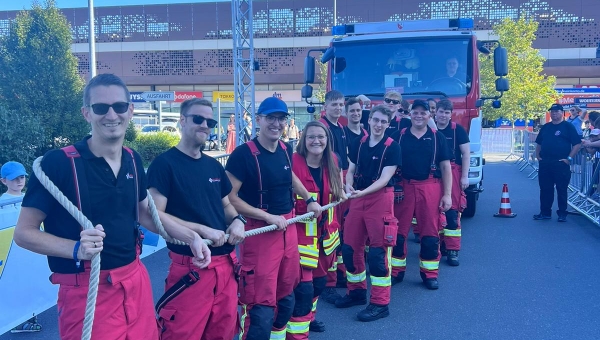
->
[423, 278, 439, 290]
[320, 287, 342, 304]
[309, 320, 325, 332]
[357, 304, 389, 322]
[558, 215, 567, 222]
[446, 250, 460, 266]
[533, 213, 551, 220]
[391, 272, 405, 286]
[335, 294, 367, 308]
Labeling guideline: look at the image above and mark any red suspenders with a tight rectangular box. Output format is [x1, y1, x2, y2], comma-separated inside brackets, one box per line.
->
[246, 140, 292, 210]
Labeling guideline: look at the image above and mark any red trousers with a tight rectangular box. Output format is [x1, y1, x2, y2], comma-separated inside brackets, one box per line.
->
[441, 164, 466, 251]
[286, 245, 335, 340]
[239, 213, 300, 340]
[392, 178, 444, 280]
[343, 188, 397, 306]
[157, 252, 238, 340]
[52, 258, 157, 340]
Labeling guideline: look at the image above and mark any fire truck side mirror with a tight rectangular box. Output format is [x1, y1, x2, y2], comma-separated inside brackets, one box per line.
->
[494, 47, 508, 77]
[304, 56, 316, 84]
[301, 85, 314, 99]
[475, 99, 484, 108]
[495, 77, 510, 92]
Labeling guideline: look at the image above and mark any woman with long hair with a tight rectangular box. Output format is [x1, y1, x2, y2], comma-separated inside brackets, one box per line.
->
[225, 114, 236, 154]
[287, 121, 345, 339]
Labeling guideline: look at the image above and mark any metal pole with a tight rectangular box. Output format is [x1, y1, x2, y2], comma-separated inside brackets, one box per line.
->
[217, 98, 222, 151]
[88, 0, 96, 78]
[158, 101, 163, 132]
[333, 0, 337, 26]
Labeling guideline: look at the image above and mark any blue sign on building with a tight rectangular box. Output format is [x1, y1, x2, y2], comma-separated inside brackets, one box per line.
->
[130, 92, 145, 103]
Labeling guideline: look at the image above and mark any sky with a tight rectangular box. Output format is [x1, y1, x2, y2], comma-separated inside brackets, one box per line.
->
[0, 0, 226, 11]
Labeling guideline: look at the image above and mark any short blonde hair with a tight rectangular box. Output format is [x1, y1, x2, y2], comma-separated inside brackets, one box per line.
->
[384, 90, 402, 101]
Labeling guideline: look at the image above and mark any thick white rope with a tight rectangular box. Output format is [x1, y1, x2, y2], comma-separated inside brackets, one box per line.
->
[34, 154, 348, 340]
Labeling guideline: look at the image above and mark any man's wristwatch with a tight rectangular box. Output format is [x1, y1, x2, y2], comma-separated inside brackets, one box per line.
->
[305, 196, 317, 205]
[232, 214, 247, 224]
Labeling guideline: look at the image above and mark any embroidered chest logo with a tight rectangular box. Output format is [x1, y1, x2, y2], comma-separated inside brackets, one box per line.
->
[373, 156, 379, 160]
[555, 131, 561, 136]
[209, 178, 221, 183]
[284, 165, 290, 170]
[125, 173, 134, 179]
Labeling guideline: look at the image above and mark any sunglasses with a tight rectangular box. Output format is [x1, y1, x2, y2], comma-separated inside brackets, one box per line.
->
[88, 102, 130, 115]
[185, 115, 218, 128]
[384, 98, 400, 105]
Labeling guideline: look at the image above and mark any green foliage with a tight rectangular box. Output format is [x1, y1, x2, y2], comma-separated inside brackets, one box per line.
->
[314, 58, 328, 104]
[125, 121, 138, 142]
[479, 18, 560, 123]
[0, 0, 88, 156]
[0, 104, 45, 175]
[126, 132, 180, 167]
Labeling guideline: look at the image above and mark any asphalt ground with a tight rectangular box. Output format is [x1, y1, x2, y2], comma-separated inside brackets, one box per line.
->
[3, 154, 600, 340]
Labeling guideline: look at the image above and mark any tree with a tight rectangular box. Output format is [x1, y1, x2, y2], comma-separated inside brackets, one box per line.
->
[0, 104, 45, 174]
[312, 58, 328, 120]
[0, 0, 88, 157]
[479, 18, 560, 123]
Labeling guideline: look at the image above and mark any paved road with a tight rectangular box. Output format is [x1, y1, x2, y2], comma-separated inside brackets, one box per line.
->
[3, 155, 600, 340]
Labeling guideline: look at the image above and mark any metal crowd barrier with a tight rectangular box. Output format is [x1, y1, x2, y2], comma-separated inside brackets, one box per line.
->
[508, 131, 600, 226]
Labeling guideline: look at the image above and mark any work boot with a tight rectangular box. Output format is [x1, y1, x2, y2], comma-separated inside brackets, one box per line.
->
[335, 293, 367, 308]
[446, 250, 460, 266]
[357, 304, 389, 322]
[557, 211, 567, 222]
[320, 287, 342, 304]
[309, 320, 325, 332]
[533, 213, 551, 220]
[423, 278, 439, 290]
[391, 272, 405, 286]
[413, 233, 420, 243]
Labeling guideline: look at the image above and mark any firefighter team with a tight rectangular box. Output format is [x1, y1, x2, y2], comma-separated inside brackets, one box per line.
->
[14, 74, 471, 340]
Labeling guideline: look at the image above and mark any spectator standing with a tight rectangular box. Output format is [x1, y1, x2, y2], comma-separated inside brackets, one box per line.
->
[287, 118, 300, 141]
[567, 106, 584, 137]
[226, 114, 236, 154]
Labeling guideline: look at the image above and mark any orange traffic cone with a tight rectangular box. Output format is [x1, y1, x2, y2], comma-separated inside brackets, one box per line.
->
[493, 183, 517, 218]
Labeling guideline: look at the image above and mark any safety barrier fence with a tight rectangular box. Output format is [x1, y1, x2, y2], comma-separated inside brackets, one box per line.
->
[502, 130, 600, 226]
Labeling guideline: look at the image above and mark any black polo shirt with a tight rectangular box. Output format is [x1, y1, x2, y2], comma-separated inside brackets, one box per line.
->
[348, 137, 402, 190]
[438, 122, 470, 165]
[386, 117, 412, 137]
[344, 125, 368, 145]
[22, 136, 147, 273]
[391, 127, 451, 180]
[225, 138, 294, 215]
[147, 148, 233, 257]
[321, 117, 349, 170]
[535, 121, 581, 162]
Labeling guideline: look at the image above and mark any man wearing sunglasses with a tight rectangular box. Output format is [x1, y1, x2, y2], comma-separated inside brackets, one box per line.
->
[226, 97, 322, 340]
[381, 91, 411, 137]
[147, 98, 244, 339]
[15, 73, 210, 340]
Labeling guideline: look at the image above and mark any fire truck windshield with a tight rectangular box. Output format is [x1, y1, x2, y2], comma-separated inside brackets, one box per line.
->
[330, 37, 472, 98]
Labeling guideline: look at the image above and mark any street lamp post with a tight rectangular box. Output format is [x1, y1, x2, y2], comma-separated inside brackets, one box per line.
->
[333, 0, 337, 26]
[88, 0, 96, 78]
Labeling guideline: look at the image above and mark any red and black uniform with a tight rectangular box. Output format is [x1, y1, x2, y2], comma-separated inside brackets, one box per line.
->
[22, 136, 157, 340]
[148, 147, 237, 340]
[385, 116, 412, 137]
[344, 135, 401, 306]
[438, 123, 469, 252]
[225, 138, 299, 340]
[390, 127, 451, 281]
[320, 117, 349, 288]
[344, 125, 369, 145]
[287, 153, 341, 339]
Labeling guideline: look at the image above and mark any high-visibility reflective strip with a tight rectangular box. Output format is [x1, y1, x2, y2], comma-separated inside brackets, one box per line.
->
[328, 194, 334, 224]
[286, 321, 310, 334]
[299, 245, 319, 257]
[270, 328, 287, 339]
[297, 192, 318, 201]
[239, 305, 248, 339]
[443, 229, 461, 237]
[323, 231, 340, 255]
[328, 261, 338, 271]
[337, 255, 343, 264]
[300, 256, 318, 268]
[346, 271, 366, 283]
[412, 217, 417, 224]
[420, 260, 439, 271]
[370, 275, 391, 287]
[500, 203, 511, 209]
[312, 298, 318, 312]
[391, 257, 406, 267]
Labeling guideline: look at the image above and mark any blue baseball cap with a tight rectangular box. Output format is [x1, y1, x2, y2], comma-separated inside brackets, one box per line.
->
[257, 97, 290, 116]
[411, 99, 430, 111]
[1, 161, 27, 180]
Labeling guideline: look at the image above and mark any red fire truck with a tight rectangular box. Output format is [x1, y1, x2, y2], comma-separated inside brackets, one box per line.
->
[302, 18, 509, 217]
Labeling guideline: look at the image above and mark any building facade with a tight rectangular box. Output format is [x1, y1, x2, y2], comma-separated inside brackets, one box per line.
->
[1, 0, 599, 124]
